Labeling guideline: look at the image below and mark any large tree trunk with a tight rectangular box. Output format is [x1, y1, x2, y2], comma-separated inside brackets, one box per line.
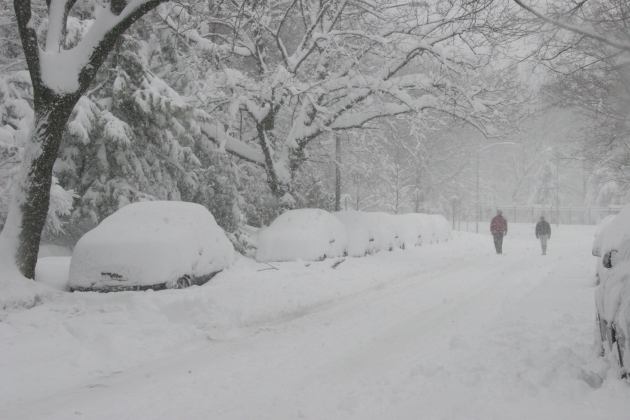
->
[0, 92, 79, 279]
[0, 0, 167, 280]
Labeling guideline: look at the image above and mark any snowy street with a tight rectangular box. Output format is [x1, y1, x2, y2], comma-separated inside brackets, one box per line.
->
[2, 223, 630, 419]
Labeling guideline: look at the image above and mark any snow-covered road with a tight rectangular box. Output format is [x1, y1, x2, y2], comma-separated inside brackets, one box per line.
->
[3, 223, 630, 419]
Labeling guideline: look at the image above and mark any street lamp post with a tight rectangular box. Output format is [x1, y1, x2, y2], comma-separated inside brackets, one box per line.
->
[475, 142, 518, 234]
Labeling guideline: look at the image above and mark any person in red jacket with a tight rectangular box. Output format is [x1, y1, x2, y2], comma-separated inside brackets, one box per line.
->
[490, 209, 508, 254]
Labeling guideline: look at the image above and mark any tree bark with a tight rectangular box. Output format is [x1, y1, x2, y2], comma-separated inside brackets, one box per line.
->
[11, 93, 80, 278]
[0, 0, 167, 279]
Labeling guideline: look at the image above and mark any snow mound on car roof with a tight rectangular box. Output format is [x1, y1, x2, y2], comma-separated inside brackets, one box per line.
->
[68, 201, 234, 289]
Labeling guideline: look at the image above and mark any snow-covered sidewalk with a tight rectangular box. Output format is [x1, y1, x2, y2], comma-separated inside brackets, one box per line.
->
[2, 223, 630, 419]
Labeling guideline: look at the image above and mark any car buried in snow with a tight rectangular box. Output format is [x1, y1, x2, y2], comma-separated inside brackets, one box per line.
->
[68, 201, 234, 292]
[594, 205, 630, 378]
[255, 208, 348, 262]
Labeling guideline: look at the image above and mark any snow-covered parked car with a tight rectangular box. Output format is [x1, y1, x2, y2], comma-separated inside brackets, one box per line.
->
[391, 213, 419, 249]
[333, 210, 377, 257]
[362, 212, 398, 252]
[428, 214, 452, 243]
[256, 209, 348, 262]
[592, 214, 617, 257]
[68, 201, 234, 292]
[594, 204, 630, 377]
[401, 213, 431, 246]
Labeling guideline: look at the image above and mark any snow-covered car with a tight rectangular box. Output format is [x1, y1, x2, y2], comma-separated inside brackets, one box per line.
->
[68, 201, 234, 292]
[428, 214, 453, 243]
[361, 212, 398, 252]
[594, 204, 630, 377]
[256, 209, 348, 262]
[333, 210, 377, 257]
[402, 213, 431, 246]
[592, 214, 617, 257]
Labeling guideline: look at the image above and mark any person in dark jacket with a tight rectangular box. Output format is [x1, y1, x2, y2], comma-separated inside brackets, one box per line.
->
[490, 209, 508, 254]
[535, 216, 551, 255]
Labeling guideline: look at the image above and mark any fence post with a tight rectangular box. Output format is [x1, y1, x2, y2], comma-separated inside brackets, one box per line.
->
[588, 206, 591, 225]
[532, 206, 534, 223]
[513, 205, 516, 223]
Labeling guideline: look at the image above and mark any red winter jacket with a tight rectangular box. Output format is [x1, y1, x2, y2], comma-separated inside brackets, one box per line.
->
[490, 215, 508, 234]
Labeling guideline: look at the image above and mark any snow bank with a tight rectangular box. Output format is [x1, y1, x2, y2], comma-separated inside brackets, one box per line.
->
[68, 201, 234, 290]
[256, 209, 348, 262]
[0, 232, 61, 310]
[35, 257, 72, 291]
[0, 273, 59, 311]
[333, 210, 377, 257]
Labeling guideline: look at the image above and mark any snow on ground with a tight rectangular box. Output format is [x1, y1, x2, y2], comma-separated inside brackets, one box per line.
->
[2, 222, 630, 419]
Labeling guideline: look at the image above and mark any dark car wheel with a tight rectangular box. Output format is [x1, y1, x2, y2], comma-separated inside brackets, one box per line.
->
[174, 275, 192, 289]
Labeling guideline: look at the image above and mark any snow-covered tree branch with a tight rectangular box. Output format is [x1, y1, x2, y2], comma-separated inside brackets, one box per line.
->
[161, 0, 526, 203]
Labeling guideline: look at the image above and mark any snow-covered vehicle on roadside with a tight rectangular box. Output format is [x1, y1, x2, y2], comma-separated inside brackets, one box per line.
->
[592, 214, 617, 258]
[255, 209, 348, 262]
[593, 214, 618, 285]
[428, 214, 453, 243]
[362, 212, 398, 252]
[594, 204, 630, 377]
[68, 201, 234, 292]
[333, 210, 377, 257]
[402, 213, 432, 246]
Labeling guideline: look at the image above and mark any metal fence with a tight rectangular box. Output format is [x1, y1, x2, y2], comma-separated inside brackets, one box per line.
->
[478, 205, 623, 225]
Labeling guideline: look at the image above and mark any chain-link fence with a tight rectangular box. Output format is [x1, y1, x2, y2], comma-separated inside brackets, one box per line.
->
[445, 204, 624, 230]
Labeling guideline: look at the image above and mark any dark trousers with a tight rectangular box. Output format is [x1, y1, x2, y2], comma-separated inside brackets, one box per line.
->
[492, 232, 504, 254]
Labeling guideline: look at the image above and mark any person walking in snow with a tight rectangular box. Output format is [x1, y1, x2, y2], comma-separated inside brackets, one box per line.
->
[535, 215, 551, 255]
[490, 209, 508, 254]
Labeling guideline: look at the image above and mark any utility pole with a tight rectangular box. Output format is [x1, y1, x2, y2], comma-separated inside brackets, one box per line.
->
[556, 151, 560, 227]
[335, 133, 341, 212]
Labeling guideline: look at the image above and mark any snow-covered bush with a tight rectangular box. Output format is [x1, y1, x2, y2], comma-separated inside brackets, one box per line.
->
[594, 204, 630, 377]
[68, 201, 234, 292]
[256, 209, 347, 262]
[333, 210, 377, 257]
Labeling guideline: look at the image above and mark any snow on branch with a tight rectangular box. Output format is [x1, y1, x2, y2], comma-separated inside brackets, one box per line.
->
[200, 123, 265, 165]
[18, 0, 168, 95]
[330, 96, 439, 130]
[157, 5, 253, 58]
[513, 0, 630, 52]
